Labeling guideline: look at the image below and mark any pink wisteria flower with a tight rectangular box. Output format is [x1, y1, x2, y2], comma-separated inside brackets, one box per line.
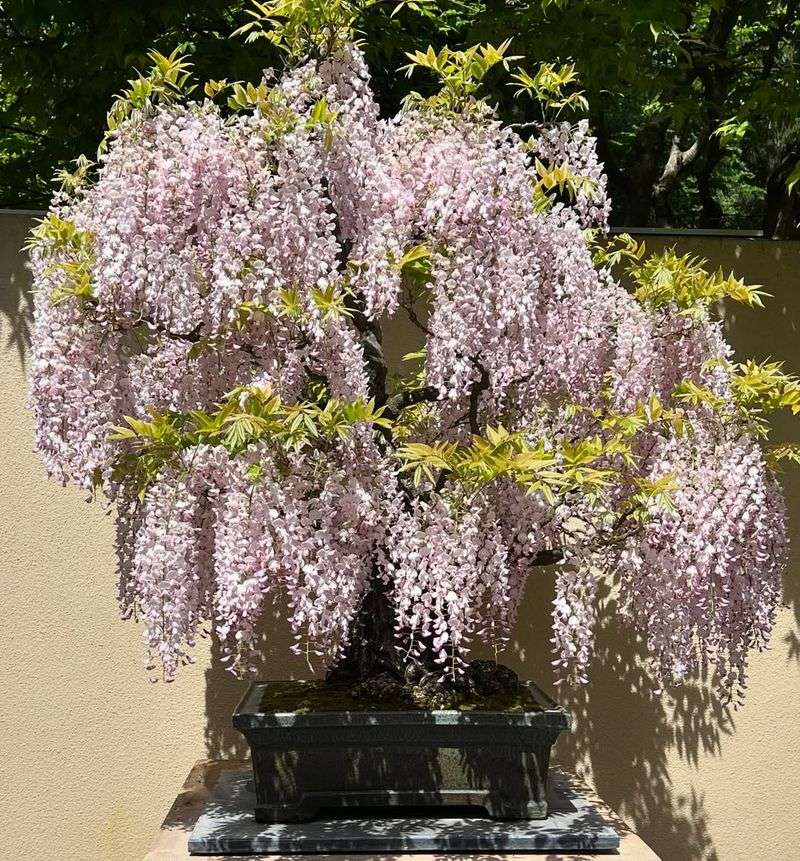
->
[28, 38, 791, 701]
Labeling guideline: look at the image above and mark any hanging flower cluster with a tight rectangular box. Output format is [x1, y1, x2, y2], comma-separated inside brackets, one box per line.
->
[28, 30, 795, 700]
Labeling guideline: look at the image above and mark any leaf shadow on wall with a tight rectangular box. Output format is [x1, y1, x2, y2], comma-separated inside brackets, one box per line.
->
[690, 238, 800, 667]
[610, 237, 800, 675]
[505, 574, 726, 861]
[774, 465, 800, 666]
[0, 214, 36, 367]
[203, 601, 314, 760]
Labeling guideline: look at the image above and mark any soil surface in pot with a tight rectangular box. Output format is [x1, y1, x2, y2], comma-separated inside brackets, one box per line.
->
[257, 678, 545, 714]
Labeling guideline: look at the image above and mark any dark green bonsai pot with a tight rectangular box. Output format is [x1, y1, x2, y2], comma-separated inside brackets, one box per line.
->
[233, 679, 571, 823]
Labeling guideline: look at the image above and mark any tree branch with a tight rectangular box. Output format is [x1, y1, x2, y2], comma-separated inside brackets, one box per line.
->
[531, 548, 563, 566]
[652, 134, 703, 221]
[138, 315, 203, 343]
[467, 358, 490, 436]
[116, 315, 263, 361]
[400, 294, 432, 336]
[383, 385, 439, 420]
[344, 293, 389, 406]
[0, 123, 51, 141]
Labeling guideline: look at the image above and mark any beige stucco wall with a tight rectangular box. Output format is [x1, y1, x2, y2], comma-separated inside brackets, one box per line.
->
[1, 212, 799, 860]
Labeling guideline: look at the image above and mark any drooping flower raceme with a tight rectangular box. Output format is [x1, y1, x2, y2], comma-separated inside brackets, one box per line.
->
[29, 43, 790, 699]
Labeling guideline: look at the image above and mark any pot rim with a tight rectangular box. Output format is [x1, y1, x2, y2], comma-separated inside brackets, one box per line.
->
[233, 679, 572, 731]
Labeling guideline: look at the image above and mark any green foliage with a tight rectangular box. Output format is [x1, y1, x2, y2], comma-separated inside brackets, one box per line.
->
[511, 62, 587, 117]
[587, 230, 645, 268]
[673, 358, 800, 438]
[395, 394, 690, 512]
[626, 474, 678, 515]
[630, 250, 766, 312]
[530, 158, 598, 211]
[102, 50, 195, 152]
[216, 78, 301, 147]
[45, 260, 96, 306]
[766, 443, 800, 470]
[594, 393, 690, 444]
[225, 79, 270, 110]
[24, 214, 91, 255]
[309, 281, 353, 319]
[395, 426, 613, 504]
[233, 0, 437, 58]
[186, 285, 352, 362]
[788, 161, 800, 195]
[305, 98, 340, 150]
[401, 41, 521, 112]
[672, 379, 725, 411]
[712, 150, 767, 230]
[109, 385, 394, 497]
[712, 117, 751, 147]
[390, 243, 434, 289]
[278, 287, 305, 320]
[397, 426, 613, 508]
[399, 41, 592, 137]
[459, 1, 800, 233]
[107, 365, 701, 513]
[52, 155, 95, 195]
[730, 358, 800, 418]
[592, 233, 767, 311]
[388, 351, 431, 440]
[24, 214, 96, 305]
[541, 0, 570, 11]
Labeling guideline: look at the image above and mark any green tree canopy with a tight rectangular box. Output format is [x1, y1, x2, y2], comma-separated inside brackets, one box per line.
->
[1, 0, 798, 234]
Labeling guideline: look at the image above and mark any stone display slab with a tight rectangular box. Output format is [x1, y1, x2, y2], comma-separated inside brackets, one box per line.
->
[187, 767, 619, 855]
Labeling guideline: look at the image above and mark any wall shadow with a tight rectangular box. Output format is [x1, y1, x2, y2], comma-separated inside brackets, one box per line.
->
[500, 572, 724, 861]
[204, 600, 313, 760]
[0, 214, 36, 369]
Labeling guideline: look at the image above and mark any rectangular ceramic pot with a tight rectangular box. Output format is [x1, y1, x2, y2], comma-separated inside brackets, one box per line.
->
[233, 680, 571, 823]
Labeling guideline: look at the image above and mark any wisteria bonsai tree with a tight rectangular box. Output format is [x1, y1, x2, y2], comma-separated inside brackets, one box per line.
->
[28, 0, 800, 707]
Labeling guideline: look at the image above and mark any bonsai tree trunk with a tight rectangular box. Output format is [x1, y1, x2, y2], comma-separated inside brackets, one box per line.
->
[325, 550, 564, 701]
[326, 567, 406, 685]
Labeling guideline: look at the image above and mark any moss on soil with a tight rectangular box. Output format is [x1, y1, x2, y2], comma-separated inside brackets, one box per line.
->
[257, 680, 544, 714]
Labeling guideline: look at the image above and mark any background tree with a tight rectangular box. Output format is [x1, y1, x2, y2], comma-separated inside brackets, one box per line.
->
[0, 0, 275, 207]
[458, 1, 800, 235]
[0, 1, 798, 227]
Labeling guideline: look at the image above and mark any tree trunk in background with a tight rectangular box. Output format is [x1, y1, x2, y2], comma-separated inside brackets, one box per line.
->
[764, 148, 800, 239]
[755, 1, 800, 238]
[696, 67, 726, 229]
[645, 0, 739, 228]
[653, 134, 702, 225]
[610, 116, 668, 226]
[697, 141, 724, 229]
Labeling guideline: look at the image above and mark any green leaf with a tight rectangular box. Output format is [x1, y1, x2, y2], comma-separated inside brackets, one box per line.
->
[278, 287, 304, 320]
[787, 161, 800, 195]
[246, 462, 265, 484]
